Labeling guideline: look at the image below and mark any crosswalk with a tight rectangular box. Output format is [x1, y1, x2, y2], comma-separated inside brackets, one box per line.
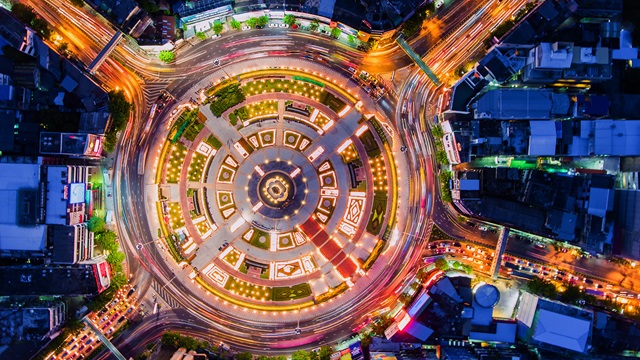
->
[140, 81, 170, 109]
[151, 279, 182, 309]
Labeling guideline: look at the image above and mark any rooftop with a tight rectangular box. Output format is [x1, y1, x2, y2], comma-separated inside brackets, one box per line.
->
[0, 163, 46, 252]
[0, 264, 99, 296]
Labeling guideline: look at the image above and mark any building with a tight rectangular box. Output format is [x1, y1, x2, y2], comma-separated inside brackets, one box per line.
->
[471, 89, 572, 120]
[0, 160, 99, 262]
[40, 132, 104, 158]
[0, 300, 66, 360]
[516, 292, 593, 354]
[523, 42, 612, 84]
[0, 261, 110, 296]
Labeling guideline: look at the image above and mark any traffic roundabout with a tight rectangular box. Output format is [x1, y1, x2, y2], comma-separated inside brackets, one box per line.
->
[137, 57, 423, 347]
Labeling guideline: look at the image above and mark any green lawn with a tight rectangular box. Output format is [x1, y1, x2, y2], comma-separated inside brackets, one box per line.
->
[165, 143, 187, 183]
[166, 202, 185, 229]
[242, 79, 324, 101]
[224, 276, 272, 301]
[249, 229, 270, 250]
[272, 283, 312, 301]
[205, 135, 222, 149]
[183, 122, 205, 142]
[188, 153, 207, 182]
[319, 92, 346, 113]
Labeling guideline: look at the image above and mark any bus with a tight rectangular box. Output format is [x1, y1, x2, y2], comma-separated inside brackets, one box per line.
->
[511, 271, 535, 280]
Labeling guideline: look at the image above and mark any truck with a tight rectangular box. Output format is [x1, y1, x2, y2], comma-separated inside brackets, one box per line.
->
[504, 262, 520, 271]
[585, 289, 605, 297]
[511, 271, 535, 280]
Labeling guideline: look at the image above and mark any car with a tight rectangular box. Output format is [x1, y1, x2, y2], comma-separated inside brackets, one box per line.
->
[585, 278, 594, 284]
[86, 346, 93, 353]
[348, 67, 357, 74]
[219, 342, 231, 351]
[561, 248, 568, 253]
[81, 334, 88, 341]
[118, 316, 126, 323]
[477, 249, 486, 255]
[211, 34, 221, 39]
[241, 26, 250, 31]
[127, 307, 133, 314]
[110, 314, 118, 321]
[269, 23, 277, 27]
[71, 344, 78, 351]
[534, 242, 546, 249]
[85, 339, 93, 345]
[279, 23, 289, 28]
[445, 248, 456, 253]
[466, 245, 474, 250]
[78, 345, 85, 352]
[478, 226, 488, 231]
[106, 328, 114, 335]
[453, 242, 461, 247]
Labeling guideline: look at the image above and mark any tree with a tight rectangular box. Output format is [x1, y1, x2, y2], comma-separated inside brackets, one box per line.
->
[246, 18, 258, 28]
[96, 230, 118, 252]
[283, 14, 296, 26]
[70, 0, 84, 7]
[435, 257, 449, 271]
[309, 19, 320, 31]
[560, 284, 583, 304]
[56, 42, 69, 55]
[399, 292, 413, 304]
[348, 34, 355, 43]
[103, 131, 117, 152]
[330, 27, 342, 39]
[230, 18, 241, 30]
[107, 251, 125, 266]
[88, 216, 106, 233]
[436, 150, 449, 165]
[371, 316, 393, 336]
[318, 346, 333, 360]
[108, 90, 132, 132]
[158, 50, 175, 63]
[431, 124, 444, 138]
[256, 16, 269, 27]
[11, 3, 51, 39]
[360, 332, 373, 347]
[309, 350, 319, 360]
[111, 272, 127, 289]
[235, 352, 253, 360]
[292, 350, 310, 360]
[195, 31, 206, 40]
[213, 23, 224, 34]
[527, 277, 558, 299]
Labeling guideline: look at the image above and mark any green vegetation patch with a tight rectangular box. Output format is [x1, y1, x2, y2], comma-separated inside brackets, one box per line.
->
[205, 134, 222, 149]
[319, 91, 346, 113]
[272, 283, 313, 301]
[165, 142, 187, 183]
[209, 83, 246, 117]
[242, 78, 324, 101]
[224, 276, 272, 301]
[249, 229, 271, 250]
[359, 129, 381, 158]
[188, 152, 207, 182]
[361, 239, 385, 271]
[366, 192, 388, 236]
[166, 202, 186, 229]
[315, 282, 348, 303]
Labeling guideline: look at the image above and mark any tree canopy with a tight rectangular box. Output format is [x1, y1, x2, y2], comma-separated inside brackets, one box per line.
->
[88, 216, 106, 232]
[527, 277, 558, 299]
[230, 18, 241, 30]
[11, 4, 51, 39]
[213, 23, 224, 34]
[158, 50, 175, 63]
[309, 19, 320, 31]
[283, 14, 296, 26]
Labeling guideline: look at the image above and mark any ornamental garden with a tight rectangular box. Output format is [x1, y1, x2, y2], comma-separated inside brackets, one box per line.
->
[154, 67, 399, 311]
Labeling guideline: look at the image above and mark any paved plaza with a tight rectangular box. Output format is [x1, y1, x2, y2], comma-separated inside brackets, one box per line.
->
[147, 61, 408, 312]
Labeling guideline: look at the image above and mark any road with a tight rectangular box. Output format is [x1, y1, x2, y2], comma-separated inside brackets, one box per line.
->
[26, 0, 637, 357]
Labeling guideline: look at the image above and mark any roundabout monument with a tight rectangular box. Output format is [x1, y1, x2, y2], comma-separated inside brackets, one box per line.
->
[133, 56, 425, 349]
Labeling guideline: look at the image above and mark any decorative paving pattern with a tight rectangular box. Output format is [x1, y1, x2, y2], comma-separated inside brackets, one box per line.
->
[154, 69, 399, 308]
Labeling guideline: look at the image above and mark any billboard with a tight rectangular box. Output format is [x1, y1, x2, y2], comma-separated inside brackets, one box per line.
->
[384, 321, 399, 340]
[349, 342, 363, 360]
[69, 183, 86, 204]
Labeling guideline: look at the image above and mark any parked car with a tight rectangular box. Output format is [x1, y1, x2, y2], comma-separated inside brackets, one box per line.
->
[279, 23, 289, 28]
[211, 34, 221, 39]
[241, 26, 250, 31]
[269, 23, 277, 27]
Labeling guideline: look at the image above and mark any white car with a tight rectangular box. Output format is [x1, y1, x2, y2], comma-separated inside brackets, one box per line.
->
[269, 23, 277, 28]
[211, 34, 221, 39]
[279, 23, 289, 28]
[241, 26, 250, 31]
